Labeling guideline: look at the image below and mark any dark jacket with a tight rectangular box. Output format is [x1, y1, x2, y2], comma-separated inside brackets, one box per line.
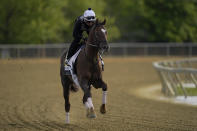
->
[72, 15, 90, 43]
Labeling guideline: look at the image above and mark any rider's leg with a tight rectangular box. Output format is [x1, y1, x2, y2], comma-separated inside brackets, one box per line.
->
[65, 39, 81, 74]
[67, 39, 80, 60]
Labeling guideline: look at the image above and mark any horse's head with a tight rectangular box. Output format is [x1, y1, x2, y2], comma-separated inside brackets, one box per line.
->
[88, 19, 109, 54]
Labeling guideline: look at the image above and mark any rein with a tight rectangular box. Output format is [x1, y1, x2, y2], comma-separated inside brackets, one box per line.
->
[88, 43, 98, 47]
[84, 22, 107, 62]
[84, 37, 100, 64]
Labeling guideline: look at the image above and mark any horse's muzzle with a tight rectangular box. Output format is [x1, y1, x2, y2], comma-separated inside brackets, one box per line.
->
[102, 45, 109, 52]
[100, 42, 109, 53]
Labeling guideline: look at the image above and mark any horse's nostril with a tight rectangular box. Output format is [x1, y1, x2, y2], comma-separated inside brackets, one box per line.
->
[104, 45, 109, 51]
[106, 46, 109, 50]
[100, 42, 109, 52]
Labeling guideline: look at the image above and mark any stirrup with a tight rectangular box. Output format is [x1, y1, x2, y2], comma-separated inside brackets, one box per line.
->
[65, 58, 69, 65]
[64, 59, 71, 75]
[64, 66, 71, 75]
[65, 70, 71, 75]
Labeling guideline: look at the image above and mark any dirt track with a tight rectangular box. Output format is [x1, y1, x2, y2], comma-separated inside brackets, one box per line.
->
[0, 57, 197, 131]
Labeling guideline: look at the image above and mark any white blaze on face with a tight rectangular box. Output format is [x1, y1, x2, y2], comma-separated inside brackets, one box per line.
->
[101, 28, 106, 34]
[101, 28, 107, 39]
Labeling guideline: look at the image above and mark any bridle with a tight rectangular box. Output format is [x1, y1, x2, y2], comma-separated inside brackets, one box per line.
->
[84, 21, 108, 63]
[87, 25, 107, 49]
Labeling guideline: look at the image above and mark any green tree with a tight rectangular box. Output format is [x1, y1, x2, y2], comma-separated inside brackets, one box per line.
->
[106, 0, 197, 42]
[105, 0, 146, 42]
[1, 0, 196, 44]
[63, 0, 120, 42]
[143, 0, 197, 42]
[0, 0, 68, 44]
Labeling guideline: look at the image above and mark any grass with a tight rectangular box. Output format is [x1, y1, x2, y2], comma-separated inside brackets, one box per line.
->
[177, 86, 197, 96]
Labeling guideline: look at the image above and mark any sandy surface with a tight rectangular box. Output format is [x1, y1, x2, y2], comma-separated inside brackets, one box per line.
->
[133, 84, 197, 107]
[0, 57, 197, 131]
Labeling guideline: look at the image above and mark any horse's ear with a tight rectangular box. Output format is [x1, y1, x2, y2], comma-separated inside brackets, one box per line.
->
[101, 19, 106, 25]
[96, 19, 99, 25]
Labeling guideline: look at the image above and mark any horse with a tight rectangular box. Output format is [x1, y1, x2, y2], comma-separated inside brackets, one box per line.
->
[60, 19, 109, 123]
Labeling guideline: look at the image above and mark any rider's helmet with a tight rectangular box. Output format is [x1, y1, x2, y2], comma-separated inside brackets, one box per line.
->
[83, 8, 96, 22]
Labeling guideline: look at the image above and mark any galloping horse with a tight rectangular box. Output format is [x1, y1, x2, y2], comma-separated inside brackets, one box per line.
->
[60, 19, 109, 123]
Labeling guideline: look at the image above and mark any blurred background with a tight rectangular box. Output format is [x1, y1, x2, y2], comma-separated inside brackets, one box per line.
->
[0, 0, 197, 58]
[1, 1, 197, 130]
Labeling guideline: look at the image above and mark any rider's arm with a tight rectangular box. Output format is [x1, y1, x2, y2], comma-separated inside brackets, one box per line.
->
[72, 19, 83, 43]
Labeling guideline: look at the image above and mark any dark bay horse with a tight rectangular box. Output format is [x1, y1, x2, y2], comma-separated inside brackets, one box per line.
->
[60, 19, 109, 123]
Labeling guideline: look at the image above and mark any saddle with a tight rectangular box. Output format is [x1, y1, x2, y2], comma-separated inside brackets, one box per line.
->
[65, 45, 84, 72]
[64, 45, 85, 87]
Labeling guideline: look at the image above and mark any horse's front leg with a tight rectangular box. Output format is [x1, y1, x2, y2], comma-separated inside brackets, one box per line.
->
[92, 79, 107, 114]
[80, 80, 96, 118]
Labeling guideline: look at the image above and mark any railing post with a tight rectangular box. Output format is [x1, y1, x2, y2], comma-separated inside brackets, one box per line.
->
[166, 45, 170, 57]
[144, 45, 148, 56]
[152, 59, 197, 98]
[17, 47, 20, 58]
[189, 45, 192, 57]
[123, 45, 127, 56]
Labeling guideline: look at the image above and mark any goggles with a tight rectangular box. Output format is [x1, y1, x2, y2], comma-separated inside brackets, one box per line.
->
[84, 16, 96, 21]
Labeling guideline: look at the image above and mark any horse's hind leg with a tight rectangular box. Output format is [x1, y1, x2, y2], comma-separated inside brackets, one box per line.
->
[60, 50, 71, 123]
[61, 75, 71, 123]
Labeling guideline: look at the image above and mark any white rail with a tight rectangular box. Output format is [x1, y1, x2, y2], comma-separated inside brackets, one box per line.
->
[153, 58, 197, 98]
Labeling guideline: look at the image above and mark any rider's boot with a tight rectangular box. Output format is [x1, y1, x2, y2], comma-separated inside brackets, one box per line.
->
[64, 57, 71, 75]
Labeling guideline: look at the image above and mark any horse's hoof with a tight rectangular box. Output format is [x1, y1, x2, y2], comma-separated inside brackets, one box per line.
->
[87, 108, 96, 118]
[65, 120, 70, 124]
[100, 104, 106, 114]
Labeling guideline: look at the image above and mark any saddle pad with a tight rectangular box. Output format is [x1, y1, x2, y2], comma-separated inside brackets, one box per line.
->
[65, 47, 84, 88]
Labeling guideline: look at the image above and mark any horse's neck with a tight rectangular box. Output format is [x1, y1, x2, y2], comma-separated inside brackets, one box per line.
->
[85, 44, 99, 62]
[85, 30, 99, 62]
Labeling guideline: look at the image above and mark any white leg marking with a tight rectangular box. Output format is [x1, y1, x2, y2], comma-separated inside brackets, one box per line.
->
[102, 91, 107, 104]
[84, 101, 90, 109]
[66, 112, 70, 123]
[87, 97, 94, 109]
